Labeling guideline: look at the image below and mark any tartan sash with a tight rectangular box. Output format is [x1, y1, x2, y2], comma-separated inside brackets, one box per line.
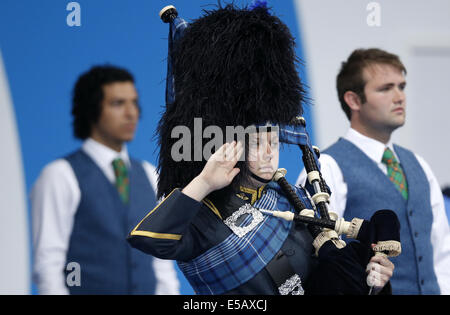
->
[177, 186, 294, 294]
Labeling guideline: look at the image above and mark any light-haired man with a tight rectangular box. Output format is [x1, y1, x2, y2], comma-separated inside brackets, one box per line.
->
[297, 48, 450, 294]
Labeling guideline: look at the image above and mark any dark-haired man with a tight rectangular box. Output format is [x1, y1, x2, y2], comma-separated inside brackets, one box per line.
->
[31, 65, 179, 294]
[297, 48, 450, 294]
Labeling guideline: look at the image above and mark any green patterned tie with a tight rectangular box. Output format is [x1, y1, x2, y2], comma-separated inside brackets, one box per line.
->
[112, 158, 129, 204]
[382, 148, 408, 200]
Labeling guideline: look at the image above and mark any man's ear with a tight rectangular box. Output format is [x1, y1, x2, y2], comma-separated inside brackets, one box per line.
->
[343, 91, 363, 113]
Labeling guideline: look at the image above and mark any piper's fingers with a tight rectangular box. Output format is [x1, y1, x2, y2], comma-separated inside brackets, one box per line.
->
[235, 142, 244, 161]
[366, 271, 383, 287]
[370, 255, 394, 269]
[211, 142, 231, 162]
[227, 141, 243, 163]
[212, 142, 227, 158]
[366, 270, 388, 288]
[235, 140, 243, 150]
[366, 262, 380, 273]
[366, 261, 393, 279]
[224, 141, 237, 161]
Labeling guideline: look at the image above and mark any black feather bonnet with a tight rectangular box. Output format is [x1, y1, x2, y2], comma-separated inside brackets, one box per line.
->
[157, 2, 306, 198]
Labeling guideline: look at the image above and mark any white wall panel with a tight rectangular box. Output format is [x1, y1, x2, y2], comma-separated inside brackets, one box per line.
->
[0, 51, 30, 294]
[295, 0, 450, 186]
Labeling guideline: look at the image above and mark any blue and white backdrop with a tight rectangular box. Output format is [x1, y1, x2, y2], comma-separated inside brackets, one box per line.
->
[1, 0, 449, 294]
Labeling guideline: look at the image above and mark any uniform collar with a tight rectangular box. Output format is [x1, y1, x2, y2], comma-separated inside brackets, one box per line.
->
[203, 184, 267, 221]
[236, 185, 266, 205]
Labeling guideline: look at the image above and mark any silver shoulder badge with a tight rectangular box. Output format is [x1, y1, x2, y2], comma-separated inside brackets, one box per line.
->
[224, 203, 264, 238]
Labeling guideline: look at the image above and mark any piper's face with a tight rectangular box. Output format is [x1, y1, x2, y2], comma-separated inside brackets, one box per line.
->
[247, 131, 280, 183]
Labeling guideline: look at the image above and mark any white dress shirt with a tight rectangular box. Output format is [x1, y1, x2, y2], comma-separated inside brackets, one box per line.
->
[297, 128, 450, 294]
[31, 138, 180, 295]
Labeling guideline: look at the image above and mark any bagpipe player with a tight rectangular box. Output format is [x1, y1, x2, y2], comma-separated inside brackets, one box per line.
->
[127, 1, 397, 295]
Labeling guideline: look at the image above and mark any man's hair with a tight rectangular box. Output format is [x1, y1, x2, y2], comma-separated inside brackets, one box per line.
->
[336, 48, 406, 120]
[71, 65, 135, 139]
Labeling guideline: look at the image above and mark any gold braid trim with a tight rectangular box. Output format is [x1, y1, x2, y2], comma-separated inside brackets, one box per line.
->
[373, 240, 402, 257]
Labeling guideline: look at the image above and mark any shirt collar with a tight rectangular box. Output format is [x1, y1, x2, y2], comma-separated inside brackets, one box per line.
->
[82, 138, 131, 170]
[344, 128, 395, 163]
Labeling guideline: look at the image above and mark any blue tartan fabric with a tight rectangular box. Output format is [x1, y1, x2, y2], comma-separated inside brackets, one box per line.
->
[279, 123, 321, 169]
[279, 123, 310, 146]
[254, 122, 320, 169]
[255, 122, 310, 147]
[177, 183, 310, 295]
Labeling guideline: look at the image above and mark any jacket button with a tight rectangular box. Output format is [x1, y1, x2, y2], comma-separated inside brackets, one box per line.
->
[285, 248, 295, 256]
[414, 232, 419, 237]
[421, 280, 425, 285]
[418, 256, 423, 262]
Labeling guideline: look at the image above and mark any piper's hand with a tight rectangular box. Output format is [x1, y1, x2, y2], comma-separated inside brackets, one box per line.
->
[366, 251, 395, 294]
[182, 141, 243, 201]
[199, 141, 243, 191]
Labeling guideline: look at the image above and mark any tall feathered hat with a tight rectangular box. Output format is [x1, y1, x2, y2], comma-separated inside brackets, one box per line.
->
[157, 1, 307, 198]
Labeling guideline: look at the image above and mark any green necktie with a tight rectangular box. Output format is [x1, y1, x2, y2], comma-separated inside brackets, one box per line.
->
[382, 148, 408, 200]
[112, 158, 129, 204]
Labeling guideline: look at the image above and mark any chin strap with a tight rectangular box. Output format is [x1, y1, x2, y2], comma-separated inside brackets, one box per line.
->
[250, 172, 272, 184]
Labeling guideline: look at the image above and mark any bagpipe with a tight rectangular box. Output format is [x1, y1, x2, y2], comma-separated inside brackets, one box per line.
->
[159, 4, 401, 295]
[274, 118, 401, 294]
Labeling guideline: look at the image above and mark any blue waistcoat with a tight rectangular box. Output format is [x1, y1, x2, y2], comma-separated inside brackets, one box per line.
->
[65, 150, 157, 294]
[325, 139, 440, 295]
